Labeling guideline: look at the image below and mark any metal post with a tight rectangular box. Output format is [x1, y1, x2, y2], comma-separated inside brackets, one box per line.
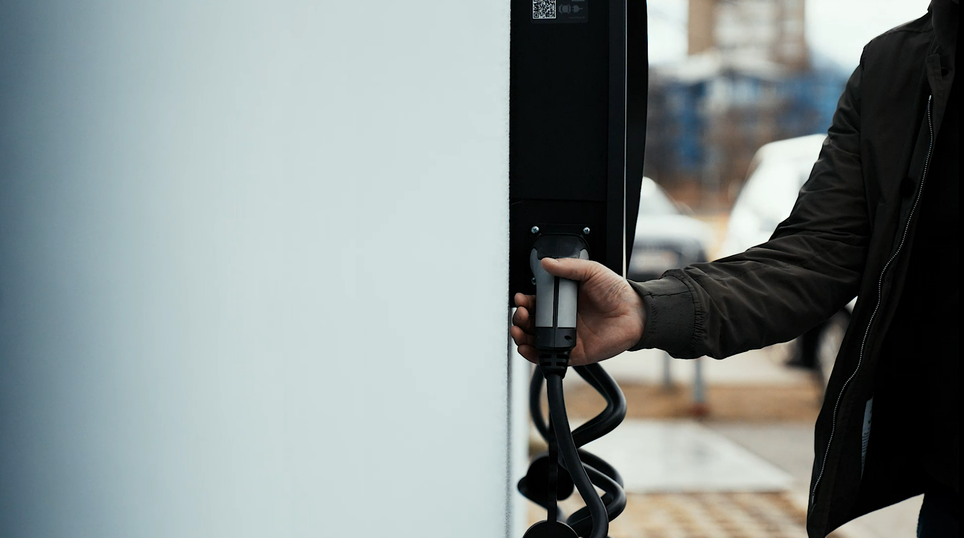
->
[691, 357, 709, 416]
[662, 351, 674, 388]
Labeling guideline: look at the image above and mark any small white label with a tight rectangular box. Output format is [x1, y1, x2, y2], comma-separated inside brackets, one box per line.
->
[860, 397, 873, 476]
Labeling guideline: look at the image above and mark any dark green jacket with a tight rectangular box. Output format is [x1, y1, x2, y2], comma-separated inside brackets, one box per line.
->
[630, 2, 958, 535]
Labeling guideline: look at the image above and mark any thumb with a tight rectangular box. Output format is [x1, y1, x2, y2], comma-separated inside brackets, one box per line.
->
[540, 257, 601, 282]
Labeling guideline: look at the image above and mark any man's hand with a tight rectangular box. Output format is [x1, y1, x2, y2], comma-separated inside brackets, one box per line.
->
[510, 257, 645, 367]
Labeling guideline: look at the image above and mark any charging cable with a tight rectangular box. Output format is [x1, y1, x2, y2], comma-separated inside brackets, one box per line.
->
[518, 234, 626, 538]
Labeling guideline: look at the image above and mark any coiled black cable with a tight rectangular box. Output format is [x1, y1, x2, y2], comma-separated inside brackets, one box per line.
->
[521, 363, 627, 538]
[546, 371, 609, 538]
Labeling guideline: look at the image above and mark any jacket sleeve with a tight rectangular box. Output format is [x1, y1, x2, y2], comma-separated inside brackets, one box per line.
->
[631, 63, 871, 359]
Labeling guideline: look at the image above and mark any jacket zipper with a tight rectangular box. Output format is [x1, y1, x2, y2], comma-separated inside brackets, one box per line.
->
[810, 95, 935, 507]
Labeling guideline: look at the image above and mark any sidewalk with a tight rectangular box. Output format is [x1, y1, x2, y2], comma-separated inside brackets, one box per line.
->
[526, 345, 923, 537]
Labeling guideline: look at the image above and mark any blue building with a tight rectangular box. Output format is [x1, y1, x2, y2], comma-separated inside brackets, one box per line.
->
[644, 51, 848, 209]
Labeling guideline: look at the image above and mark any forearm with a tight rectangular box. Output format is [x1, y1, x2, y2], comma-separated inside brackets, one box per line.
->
[630, 62, 870, 360]
[631, 231, 866, 359]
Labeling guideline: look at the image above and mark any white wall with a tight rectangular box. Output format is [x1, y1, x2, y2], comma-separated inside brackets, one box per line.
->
[0, 2, 519, 537]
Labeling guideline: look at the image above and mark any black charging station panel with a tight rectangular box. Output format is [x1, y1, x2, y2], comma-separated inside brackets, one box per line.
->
[509, 0, 648, 303]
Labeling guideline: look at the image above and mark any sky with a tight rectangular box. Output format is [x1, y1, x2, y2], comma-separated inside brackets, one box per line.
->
[647, 0, 932, 73]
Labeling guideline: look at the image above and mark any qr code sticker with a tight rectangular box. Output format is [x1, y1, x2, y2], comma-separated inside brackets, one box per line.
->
[533, 0, 557, 20]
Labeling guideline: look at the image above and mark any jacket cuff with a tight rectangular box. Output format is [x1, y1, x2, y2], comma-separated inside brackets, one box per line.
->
[627, 275, 696, 355]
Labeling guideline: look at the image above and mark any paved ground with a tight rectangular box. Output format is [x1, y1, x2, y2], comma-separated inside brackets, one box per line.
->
[524, 345, 924, 537]
[531, 492, 829, 538]
[706, 422, 923, 538]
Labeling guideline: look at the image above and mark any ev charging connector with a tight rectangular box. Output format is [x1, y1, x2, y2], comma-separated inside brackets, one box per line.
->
[530, 233, 589, 376]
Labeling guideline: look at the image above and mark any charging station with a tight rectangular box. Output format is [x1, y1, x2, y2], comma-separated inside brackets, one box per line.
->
[509, 0, 647, 297]
[510, 1, 648, 537]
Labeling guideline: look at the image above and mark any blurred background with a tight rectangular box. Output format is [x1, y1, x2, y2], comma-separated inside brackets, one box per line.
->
[645, 0, 923, 212]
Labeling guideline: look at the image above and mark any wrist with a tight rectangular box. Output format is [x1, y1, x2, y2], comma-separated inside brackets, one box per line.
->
[627, 275, 696, 355]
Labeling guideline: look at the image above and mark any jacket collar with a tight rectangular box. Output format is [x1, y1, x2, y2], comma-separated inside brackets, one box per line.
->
[929, 0, 958, 60]
[925, 0, 957, 137]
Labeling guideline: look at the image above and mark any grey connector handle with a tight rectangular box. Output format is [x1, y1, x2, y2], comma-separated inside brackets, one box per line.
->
[529, 235, 590, 353]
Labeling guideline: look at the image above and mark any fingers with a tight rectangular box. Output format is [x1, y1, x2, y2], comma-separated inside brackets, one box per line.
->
[540, 257, 604, 282]
[510, 325, 538, 363]
[510, 324, 532, 347]
[512, 303, 535, 331]
[513, 292, 534, 311]
[510, 295, 534, 345]
[512, 293, 536, 334]
[511, 292, 537, 362]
